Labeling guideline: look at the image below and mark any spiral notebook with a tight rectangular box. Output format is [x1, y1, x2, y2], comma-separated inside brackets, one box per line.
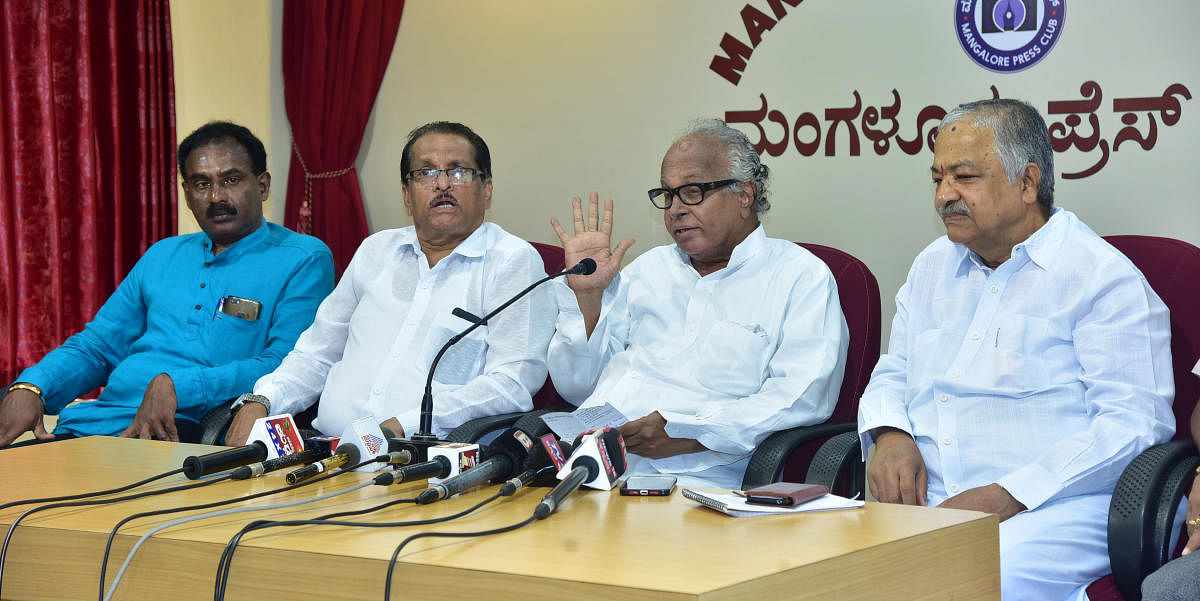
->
[682, 488, 864, 517]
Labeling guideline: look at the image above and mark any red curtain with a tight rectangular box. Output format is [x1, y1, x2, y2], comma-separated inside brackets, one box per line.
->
[0, 0, 176, 385]
[282, 0, 405, 274]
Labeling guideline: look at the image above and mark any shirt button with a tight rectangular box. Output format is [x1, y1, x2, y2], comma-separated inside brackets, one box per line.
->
[194, 304, 202, 310]
[200, 283, 206, 288]
[950, 484, 960, 493]
[970, 332, 980, 341]
[990, 285, 998, 293]
[939, 394, 948, 403]
[949, 371, 960, 380]
[372, 388, 383, 395]
[942, 437, 953, 445]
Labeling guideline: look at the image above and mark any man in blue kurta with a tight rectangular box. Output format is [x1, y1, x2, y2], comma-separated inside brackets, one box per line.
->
[0, 121, 334, 446]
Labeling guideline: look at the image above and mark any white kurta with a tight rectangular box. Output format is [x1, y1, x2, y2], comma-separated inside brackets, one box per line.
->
[256, 222, 556, 438]
[549, 225, 848, 489]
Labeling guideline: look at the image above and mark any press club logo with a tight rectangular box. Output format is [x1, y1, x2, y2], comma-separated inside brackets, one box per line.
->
[955, 0, 1065, 73]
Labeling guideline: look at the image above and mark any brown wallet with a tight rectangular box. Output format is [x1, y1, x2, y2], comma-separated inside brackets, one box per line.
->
[738, 482, 829, 506]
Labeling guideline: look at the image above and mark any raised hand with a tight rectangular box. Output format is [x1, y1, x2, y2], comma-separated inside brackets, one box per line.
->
[550, 192, 635, 294]
[550, 192, 635, 337]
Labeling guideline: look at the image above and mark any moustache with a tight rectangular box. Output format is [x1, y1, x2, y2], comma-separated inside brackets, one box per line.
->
[939, 201, 972, 219]
[207, 203, 237, 218]
[431, 193, 457, 206]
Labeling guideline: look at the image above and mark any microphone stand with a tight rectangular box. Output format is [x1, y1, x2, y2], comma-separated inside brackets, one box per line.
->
[397, 258, 595, 462]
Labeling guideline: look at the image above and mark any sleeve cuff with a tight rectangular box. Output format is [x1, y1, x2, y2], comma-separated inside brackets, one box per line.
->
[659, 408, 743, 455]
[996, 463, 1063, 511]
[857, 417, 915, 460]
[164, 367, 205, 414]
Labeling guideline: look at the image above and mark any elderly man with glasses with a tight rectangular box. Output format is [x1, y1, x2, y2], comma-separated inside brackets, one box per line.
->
[547, 118, 848, 489]
[226, 121, 555, 445]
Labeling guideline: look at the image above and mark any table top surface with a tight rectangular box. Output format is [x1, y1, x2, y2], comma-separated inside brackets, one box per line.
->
[0, 437, 999, 599]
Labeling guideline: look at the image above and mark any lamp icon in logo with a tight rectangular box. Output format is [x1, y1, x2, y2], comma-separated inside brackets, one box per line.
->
[983, 0, 1037, 33]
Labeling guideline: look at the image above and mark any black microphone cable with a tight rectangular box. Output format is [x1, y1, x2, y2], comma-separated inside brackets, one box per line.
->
[383, 514, 539, 601]
[103, 453, 397, 601]
[211, 472, 531, 601]
[95, 449, 389, 601]
[0, 467, 185, 513]
[0, 470, 234, 600]
[381, 465, 590, 601]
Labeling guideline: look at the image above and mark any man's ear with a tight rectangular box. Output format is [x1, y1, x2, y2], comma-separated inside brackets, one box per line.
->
[1021, 162, 1042, 206]
[257, 172, 271, 202]
[401, 181, 415, 216]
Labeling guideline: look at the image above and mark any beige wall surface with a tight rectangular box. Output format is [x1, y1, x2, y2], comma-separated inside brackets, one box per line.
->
[170, 0, 288, 233]
[174, 0, 1200, 342]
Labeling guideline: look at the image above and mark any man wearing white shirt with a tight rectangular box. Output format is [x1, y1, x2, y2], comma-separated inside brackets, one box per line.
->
[859, 98, 1174, 601]
[548, 119, 848, 490]
[225, 122, 555, 444]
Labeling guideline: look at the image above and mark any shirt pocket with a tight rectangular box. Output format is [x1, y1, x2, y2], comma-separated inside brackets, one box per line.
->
[976, 314, 1053, 392]
[691, 320, 771, 397]
[431, 310, 487, 386]
[206, 312, 265, 365]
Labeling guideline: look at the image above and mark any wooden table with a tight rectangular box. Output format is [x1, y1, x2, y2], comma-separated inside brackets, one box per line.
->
[0, 437, 999, 600]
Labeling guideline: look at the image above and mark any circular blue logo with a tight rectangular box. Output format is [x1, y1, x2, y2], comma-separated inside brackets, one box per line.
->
[955, 0, 1065, 73]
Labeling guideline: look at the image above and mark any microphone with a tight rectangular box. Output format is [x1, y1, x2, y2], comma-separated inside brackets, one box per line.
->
[182, 442, 267, 480]
[284, 443, 360, 485]
[537, 429, 626, 518]
[231, 446, 331, 480]
[415, 428, 535, 504]
[411, 255, 593, 446]
[500, 434, 574, 494]
[566, 257, 596, 275]
[557, 427, 627, 490]
[283, 416, 389, 484]
[243, 414, 305, 458]
[373, 442, 482, 486]
[181, 414, 307, 479]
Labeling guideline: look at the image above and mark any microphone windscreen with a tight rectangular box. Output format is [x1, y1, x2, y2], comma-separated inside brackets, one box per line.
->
[571, 258, 597, 275]
[338, 443, 361, 467]
[486, 428, 536, 481]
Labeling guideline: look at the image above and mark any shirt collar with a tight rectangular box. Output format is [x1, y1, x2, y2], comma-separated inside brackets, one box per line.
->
[670, 222, 766, 274]
[396, 223, 490, 261]
[203, 219, 268, 263]
[951, 207, 1065, 276]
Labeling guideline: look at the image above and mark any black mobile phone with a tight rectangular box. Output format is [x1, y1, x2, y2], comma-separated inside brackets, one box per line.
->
[619, 475, 678, 496]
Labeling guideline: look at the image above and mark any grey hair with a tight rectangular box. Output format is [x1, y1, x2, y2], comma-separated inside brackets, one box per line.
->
[679, 118, 771, 213]
[940, 98, 1055, 212]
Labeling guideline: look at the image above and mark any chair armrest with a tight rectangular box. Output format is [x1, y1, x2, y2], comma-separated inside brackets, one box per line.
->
[741, 421, 856, 489]
[513, 403, 575, 437]
[804, 429, 864, 496]
[1108, 439, 1200, 601]
[196, 403, 234, 446]
[445, 412, 525, 443]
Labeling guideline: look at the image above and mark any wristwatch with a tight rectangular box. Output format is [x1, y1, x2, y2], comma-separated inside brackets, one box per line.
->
[230, 393, 271, 415]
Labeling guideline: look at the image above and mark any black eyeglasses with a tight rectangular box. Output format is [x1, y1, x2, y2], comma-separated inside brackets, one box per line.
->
[405, 167, 485, 186]
[647, 179, 740, 209]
